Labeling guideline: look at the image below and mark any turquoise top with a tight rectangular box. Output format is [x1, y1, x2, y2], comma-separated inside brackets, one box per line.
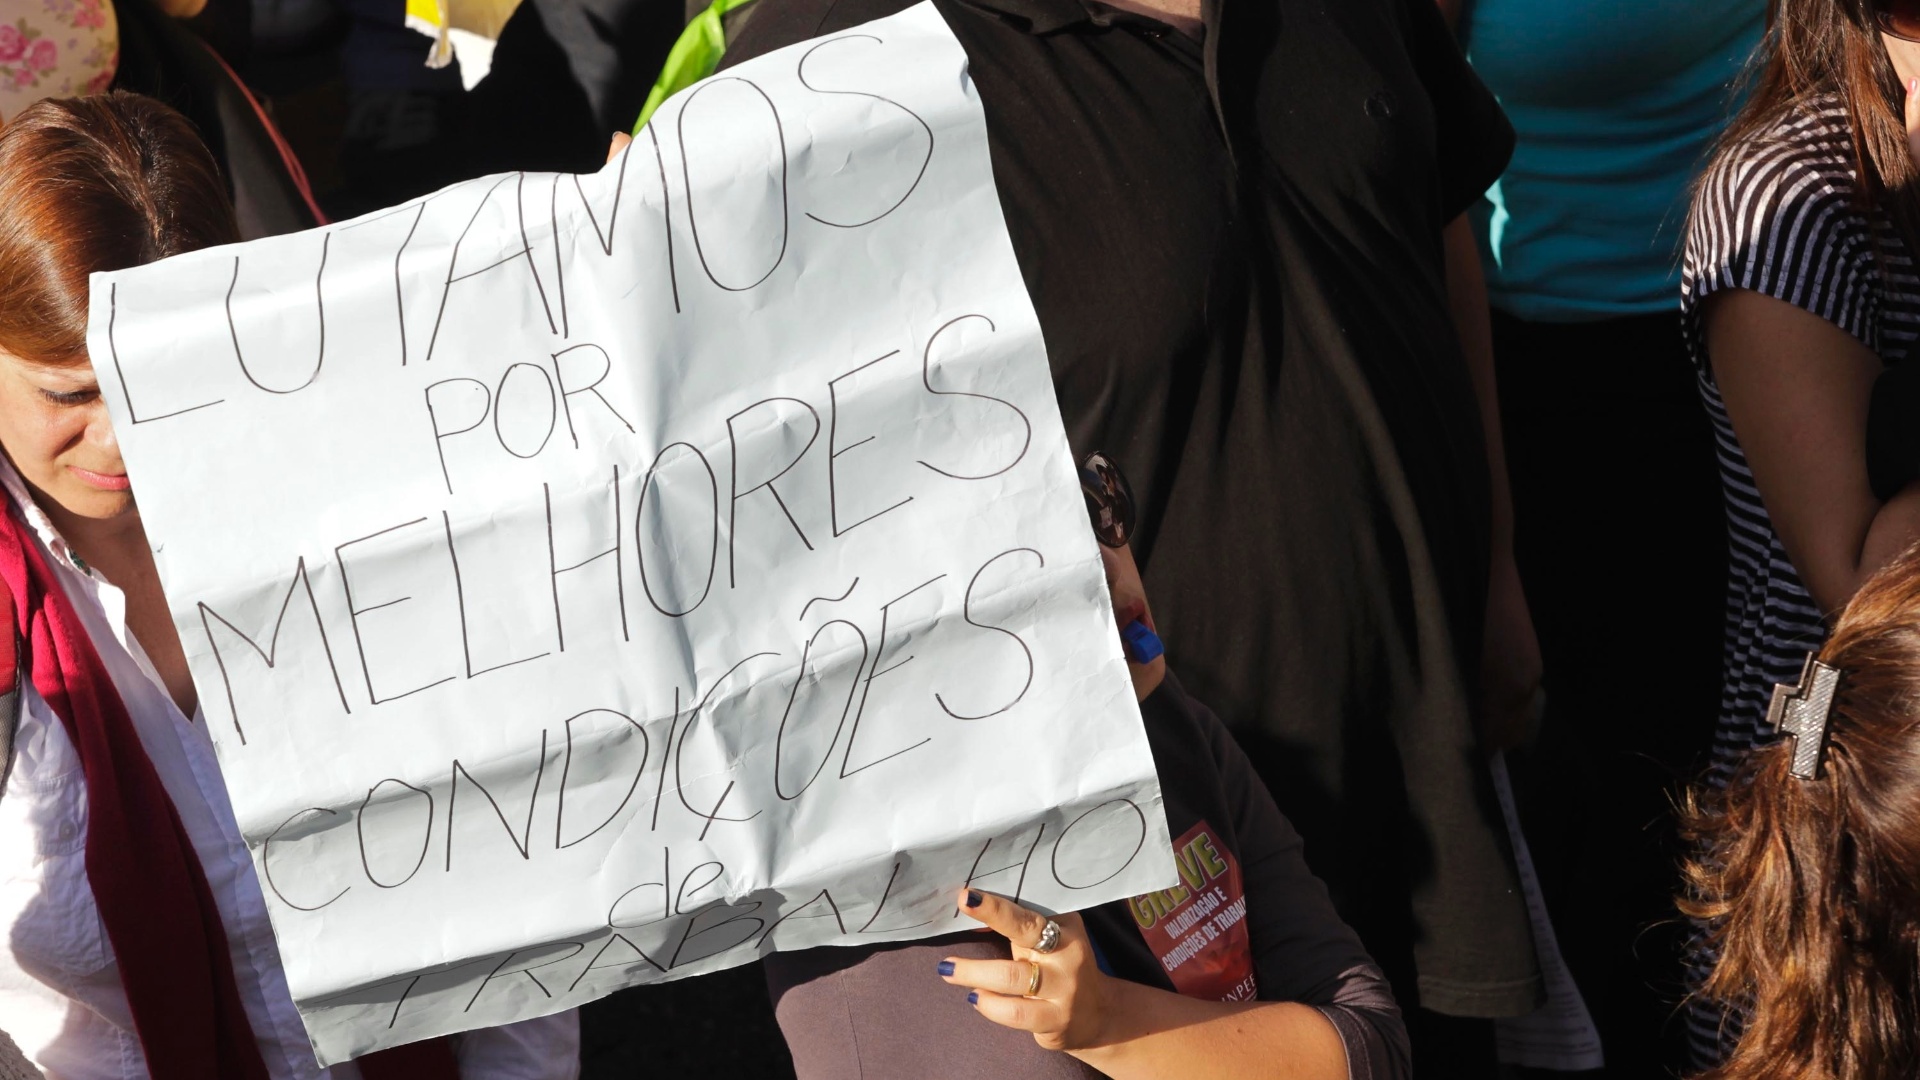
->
[1464, 0, 1764, 321]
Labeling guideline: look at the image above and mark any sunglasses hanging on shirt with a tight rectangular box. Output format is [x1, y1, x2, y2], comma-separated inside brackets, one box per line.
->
[1078, 451, 1162, 664]
[1079, 451, 1137, 549]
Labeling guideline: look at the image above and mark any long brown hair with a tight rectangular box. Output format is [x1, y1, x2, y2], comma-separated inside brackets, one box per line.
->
[1682, 540, 1920, 1080]
[0, 92, 236, 369]
[1709, 0, 1920, 256]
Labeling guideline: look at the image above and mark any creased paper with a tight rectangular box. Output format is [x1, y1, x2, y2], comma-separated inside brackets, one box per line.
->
[85, 2, 1171, 1064]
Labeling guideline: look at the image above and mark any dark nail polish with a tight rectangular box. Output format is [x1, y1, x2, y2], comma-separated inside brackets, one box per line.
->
[967, 991, 979, 1005]
[937, 960, 956, 977]
[1121, 619, 1164, 663]
[966, 890, 984, 908]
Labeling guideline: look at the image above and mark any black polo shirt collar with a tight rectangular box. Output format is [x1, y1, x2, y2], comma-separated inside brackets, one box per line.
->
[958, 0, 1204, 36]
[956, 0, 1222, 133]
[953, 0, 1095, 33]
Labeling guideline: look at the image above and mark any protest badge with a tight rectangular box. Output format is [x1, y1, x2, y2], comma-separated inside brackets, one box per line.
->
[86, 0, 1172, 1063]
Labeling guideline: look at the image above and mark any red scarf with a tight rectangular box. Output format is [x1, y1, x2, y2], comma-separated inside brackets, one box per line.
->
[0, 499, 457, 1079]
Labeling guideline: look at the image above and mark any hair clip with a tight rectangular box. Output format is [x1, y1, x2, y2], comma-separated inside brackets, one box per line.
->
[1767, 653, 1843, 780]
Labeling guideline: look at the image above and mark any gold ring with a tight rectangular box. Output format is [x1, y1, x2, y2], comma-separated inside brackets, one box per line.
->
[1025, 961, 1042, 998]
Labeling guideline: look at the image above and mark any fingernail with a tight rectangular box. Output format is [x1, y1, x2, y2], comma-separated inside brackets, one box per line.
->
[1909, 76, 1918, 96]
[967, 990, 979, 1005]
[966, 890, 984, 908]
[1121, 619, 1164, 663]
[937, 960, 956, 977]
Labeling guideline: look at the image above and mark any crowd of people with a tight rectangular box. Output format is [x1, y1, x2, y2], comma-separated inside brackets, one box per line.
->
[7, 0, 1920, 1077]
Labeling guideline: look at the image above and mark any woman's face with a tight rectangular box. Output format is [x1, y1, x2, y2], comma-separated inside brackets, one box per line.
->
[0, 346, 132, 522]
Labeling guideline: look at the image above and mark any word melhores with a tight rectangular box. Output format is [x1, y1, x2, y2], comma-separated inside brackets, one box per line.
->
[209, 325, 1047, 910]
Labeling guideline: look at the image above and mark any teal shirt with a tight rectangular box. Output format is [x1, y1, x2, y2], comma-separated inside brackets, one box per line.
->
[1464, 0, 1763, 321]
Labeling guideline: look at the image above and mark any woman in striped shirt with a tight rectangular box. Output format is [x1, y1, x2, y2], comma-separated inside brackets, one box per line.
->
[1681, 0, 1920, 1067]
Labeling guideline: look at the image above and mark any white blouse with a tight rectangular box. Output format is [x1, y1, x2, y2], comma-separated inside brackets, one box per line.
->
[0, 462, 580, 1080]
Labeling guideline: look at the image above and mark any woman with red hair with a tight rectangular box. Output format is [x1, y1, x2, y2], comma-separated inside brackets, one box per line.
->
[0, 92, 578, 1079]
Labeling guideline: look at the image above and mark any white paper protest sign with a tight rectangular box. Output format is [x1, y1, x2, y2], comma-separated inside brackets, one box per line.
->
[86, 1, 1171, 1063]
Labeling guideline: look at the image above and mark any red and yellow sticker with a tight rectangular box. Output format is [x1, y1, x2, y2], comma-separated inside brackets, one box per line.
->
[1126, 820, 1256, 1002]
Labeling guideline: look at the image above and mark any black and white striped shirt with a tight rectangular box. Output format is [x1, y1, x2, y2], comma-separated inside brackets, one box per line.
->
[1679, 96, 1920, 1066]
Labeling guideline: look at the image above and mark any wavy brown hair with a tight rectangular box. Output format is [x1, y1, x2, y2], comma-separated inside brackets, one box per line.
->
[0, 92, 236, 369]
[1682, 541, 1920, 1080]
[1706, 0, 1920, 257]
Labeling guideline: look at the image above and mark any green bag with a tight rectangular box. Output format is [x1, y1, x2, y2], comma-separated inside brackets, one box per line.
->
[634, 0, 760, 132]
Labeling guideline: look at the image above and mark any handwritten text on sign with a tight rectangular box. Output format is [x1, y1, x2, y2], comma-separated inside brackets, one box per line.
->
[87, 3, 1169, 1064]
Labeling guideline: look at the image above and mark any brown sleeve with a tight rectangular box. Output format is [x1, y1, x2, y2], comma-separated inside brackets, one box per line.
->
[1170, 673, 1412, 1079]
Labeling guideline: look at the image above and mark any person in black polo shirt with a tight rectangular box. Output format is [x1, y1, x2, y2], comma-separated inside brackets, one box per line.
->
[718, 0, 1542, 1068]
[764, 454, 1407, 1079]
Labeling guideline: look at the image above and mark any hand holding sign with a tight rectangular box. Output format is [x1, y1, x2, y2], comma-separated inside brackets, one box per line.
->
[943, 888, 1111, 1052]
[87, 2, 1170, 1063]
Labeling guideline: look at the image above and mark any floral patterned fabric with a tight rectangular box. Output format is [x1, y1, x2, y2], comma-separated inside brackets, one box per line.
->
[0, 0, 116, 125]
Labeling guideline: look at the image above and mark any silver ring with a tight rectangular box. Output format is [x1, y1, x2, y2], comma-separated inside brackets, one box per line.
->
[1032, 918, 1062, 954]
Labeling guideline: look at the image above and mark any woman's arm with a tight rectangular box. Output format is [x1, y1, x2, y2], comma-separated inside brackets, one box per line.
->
[1446, 213, 1542, 748]
[1705, 288, 1920, 616]
[1727, 49, 1920, 616]
[938, 542, 1380, 1078]
[1071, 983, 1347, 1080]
[943, 890, 1349, 1080]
